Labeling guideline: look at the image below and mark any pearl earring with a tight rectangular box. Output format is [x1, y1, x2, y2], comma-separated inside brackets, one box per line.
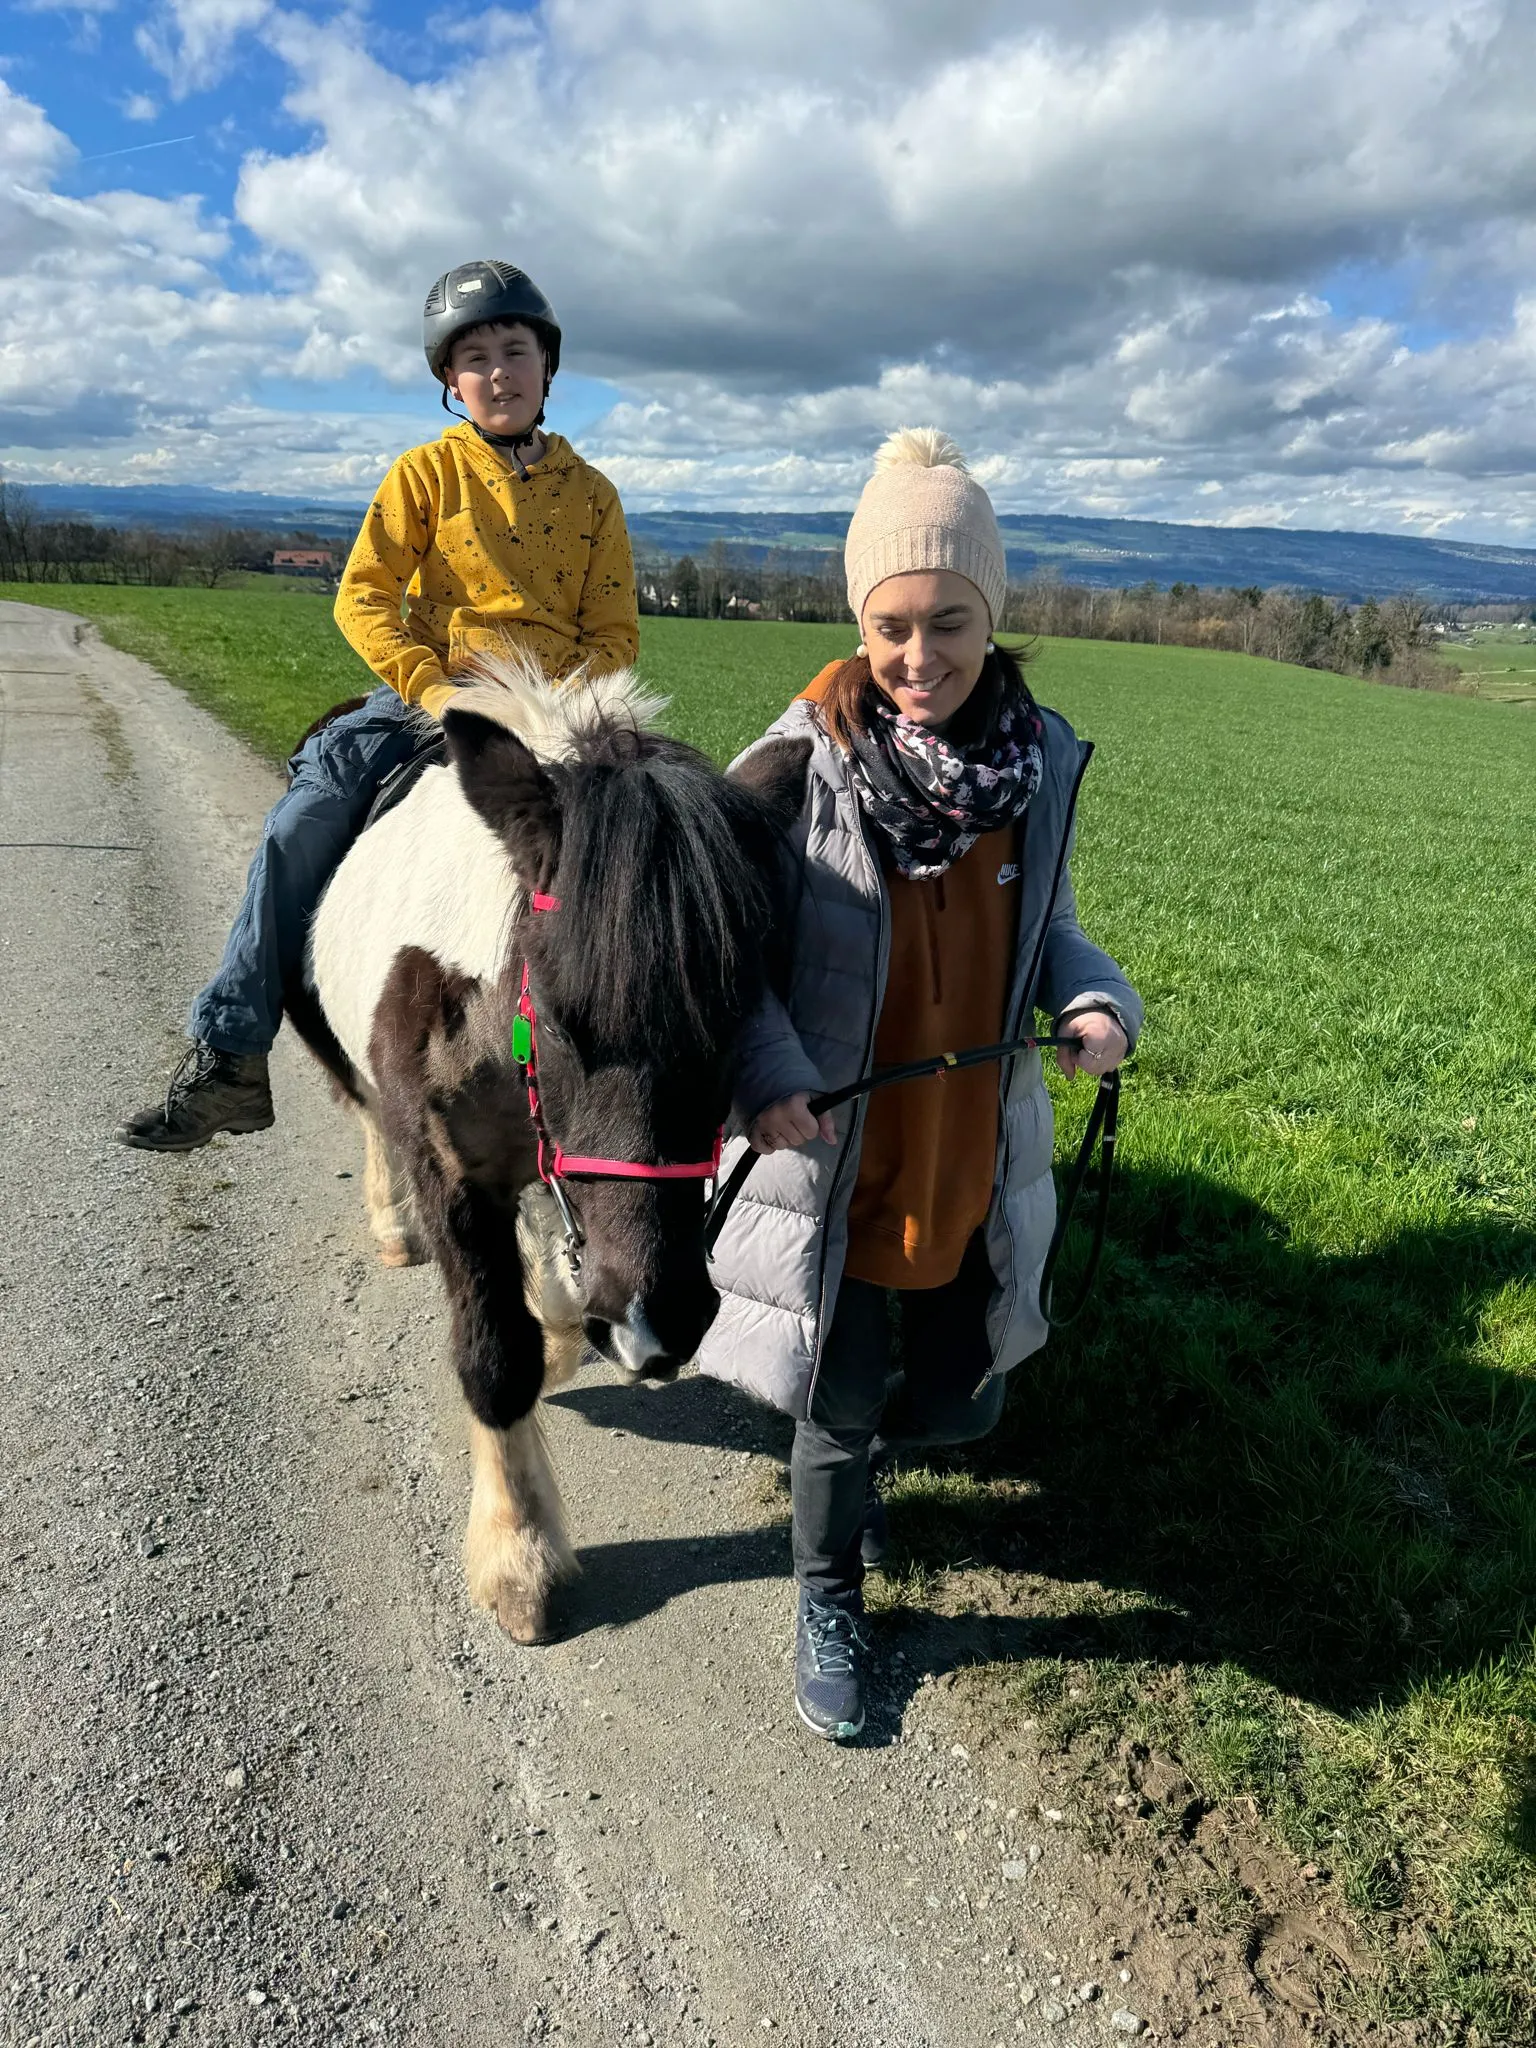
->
[986, 640, 996, 653]
[855, 642, 867, 657]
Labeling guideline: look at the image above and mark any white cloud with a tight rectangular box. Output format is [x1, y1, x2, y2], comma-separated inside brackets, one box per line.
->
[0, 76, 74, 185]
[136, 0, 272, 97]
[238, 0, 1536, 390]
[0, 80, 315, 468]
[3, 1, 1536, 536]
[120, 92, 160, 121]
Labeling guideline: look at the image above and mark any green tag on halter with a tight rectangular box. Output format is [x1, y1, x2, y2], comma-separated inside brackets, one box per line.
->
[511, 1014, 532, 1066]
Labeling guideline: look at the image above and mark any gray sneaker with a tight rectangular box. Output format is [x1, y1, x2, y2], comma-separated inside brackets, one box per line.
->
[794, 1587, 869, 1742]
[118, 1044, 274, 1152]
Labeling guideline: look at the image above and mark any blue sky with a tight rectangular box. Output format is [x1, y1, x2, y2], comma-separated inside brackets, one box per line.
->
[7, 0, 628, 444]
[9, 0, 641, 459]
[13, 1, 319, 243]
[14, 0, 513, 196]
[4, 1, 1536, 538]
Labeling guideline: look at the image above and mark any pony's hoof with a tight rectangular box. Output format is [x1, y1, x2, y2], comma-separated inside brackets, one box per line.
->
[377, 1236, 427, 1269]
[491, 1588, 550, 1644]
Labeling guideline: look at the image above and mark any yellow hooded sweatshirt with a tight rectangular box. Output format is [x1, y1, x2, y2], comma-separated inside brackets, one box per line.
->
[334, 424, 638, 719]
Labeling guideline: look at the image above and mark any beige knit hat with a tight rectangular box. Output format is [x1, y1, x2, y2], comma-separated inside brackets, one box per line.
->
[844, 427, 1008, 629]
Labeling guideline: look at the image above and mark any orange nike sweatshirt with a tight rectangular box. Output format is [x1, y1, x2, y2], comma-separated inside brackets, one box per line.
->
[799, 663, 1019, 1289]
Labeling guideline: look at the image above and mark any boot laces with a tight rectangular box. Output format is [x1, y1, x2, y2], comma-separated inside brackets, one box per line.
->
[805, 1599, 868, 1678]
[164, 1042, 222, 1118]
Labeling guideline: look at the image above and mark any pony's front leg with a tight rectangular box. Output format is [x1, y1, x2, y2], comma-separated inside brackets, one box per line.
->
[439, 1179, 577, 1644]
[367, 946, 572, 1639]
[464, 1409, 575, 1644]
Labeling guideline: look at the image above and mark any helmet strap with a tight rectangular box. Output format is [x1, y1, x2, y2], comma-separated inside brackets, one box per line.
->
[469, 418, 543, 481]
[438, 365, 551, 481]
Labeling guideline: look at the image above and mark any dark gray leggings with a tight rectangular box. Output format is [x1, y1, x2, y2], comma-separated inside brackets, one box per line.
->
[791, 1234, 1008, 1597]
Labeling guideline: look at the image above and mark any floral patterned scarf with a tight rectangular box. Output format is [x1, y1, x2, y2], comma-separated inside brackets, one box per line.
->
[845, 674, 1047, 880]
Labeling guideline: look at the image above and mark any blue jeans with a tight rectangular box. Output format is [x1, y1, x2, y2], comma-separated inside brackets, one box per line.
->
[187, 688, 425, 1056]
[791, 1233, 1009, 1597]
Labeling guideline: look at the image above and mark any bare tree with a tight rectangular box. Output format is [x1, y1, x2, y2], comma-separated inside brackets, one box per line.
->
[183, 526, 248, 589]
[1384, 591, 1429, 650]
[0, 478, 40, 582]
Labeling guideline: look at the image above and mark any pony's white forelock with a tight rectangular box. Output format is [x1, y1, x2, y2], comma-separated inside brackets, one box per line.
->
[314, 648, 666, 1086]
[449, 644, 669, 762]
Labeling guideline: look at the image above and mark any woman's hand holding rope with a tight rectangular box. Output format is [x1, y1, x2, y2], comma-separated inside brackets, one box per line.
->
[1055, 1007, 1128, 1081]
[749, 1093, 838, 1154]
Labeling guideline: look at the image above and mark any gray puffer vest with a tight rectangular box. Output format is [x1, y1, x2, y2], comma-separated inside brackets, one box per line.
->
[696, 696, 1143, 1421]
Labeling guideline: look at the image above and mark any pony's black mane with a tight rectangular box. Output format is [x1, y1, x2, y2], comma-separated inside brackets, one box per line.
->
[530, 720, 779, 1062]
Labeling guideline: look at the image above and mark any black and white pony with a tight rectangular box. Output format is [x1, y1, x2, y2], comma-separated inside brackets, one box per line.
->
[295, 653, 786, 1642]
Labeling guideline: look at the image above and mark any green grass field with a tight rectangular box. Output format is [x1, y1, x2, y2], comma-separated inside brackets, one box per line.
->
[1439, 628, 1536, 707]
[7, 583, 1535, 2037]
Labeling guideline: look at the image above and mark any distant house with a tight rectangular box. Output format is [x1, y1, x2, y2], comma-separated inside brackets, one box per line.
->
[272, 548, 335, 575]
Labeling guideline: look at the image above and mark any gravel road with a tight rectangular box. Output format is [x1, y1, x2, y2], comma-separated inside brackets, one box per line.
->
[0, 604, 1116, 2048]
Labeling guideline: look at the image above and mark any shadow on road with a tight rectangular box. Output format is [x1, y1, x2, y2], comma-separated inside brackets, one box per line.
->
[549, 1511, 1180, 1754]
[551, 1165, 1536, 1730]
[552, 1521, 789, 1637]
[553, 1370, 790, 1456]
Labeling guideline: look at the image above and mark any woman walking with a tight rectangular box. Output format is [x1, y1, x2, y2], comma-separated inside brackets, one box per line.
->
[700, 429, 1142, 1740]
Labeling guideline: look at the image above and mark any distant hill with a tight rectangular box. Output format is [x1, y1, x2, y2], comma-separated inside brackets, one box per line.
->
[23, 482, 369, 541]
[626, 509, 1536, 605]
[17, 482, 1536, 603]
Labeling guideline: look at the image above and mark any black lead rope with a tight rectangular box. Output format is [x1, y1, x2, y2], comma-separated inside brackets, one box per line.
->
[1036, 1066, 1119, 1327]
[703, 1035, 1121, 1329]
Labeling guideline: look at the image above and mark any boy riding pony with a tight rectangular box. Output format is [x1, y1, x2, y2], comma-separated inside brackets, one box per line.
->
[120, 261, 639, 1151]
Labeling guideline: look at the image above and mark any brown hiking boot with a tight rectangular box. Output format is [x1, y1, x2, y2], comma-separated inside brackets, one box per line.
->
[117, 1044, 274, 1152]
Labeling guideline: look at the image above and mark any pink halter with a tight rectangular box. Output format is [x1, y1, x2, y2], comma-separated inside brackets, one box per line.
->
[513, 891, 724, 1192]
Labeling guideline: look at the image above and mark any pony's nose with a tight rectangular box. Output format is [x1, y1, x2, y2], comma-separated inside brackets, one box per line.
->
[590, 1300, 679, 1382]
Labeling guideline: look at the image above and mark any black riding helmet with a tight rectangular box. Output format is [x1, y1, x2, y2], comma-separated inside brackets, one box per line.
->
[422, 261, 562, 382]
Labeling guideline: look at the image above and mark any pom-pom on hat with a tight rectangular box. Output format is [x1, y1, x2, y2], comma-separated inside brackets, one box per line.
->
[844, 427, 1008, 629]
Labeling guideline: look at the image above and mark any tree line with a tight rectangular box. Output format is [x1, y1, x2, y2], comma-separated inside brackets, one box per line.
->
[637, 538, 1493, 685]
[0, 481, 327, 589]
[7, 478, 1524, 688]
[634, 538, 848, 625]
[1002, 576, 1454, 685]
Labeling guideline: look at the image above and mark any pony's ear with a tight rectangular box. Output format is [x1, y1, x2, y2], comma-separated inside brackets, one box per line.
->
[441, 706, 561, 891]
[729, 733, 812, 834]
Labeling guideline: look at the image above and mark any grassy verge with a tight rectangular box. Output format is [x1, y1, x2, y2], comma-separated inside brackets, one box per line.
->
[873, 634, 1536, 2040]
[0, 580, 372, 762]
[7, 587, 1535, 2036]
[0, 581, 852, 764]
